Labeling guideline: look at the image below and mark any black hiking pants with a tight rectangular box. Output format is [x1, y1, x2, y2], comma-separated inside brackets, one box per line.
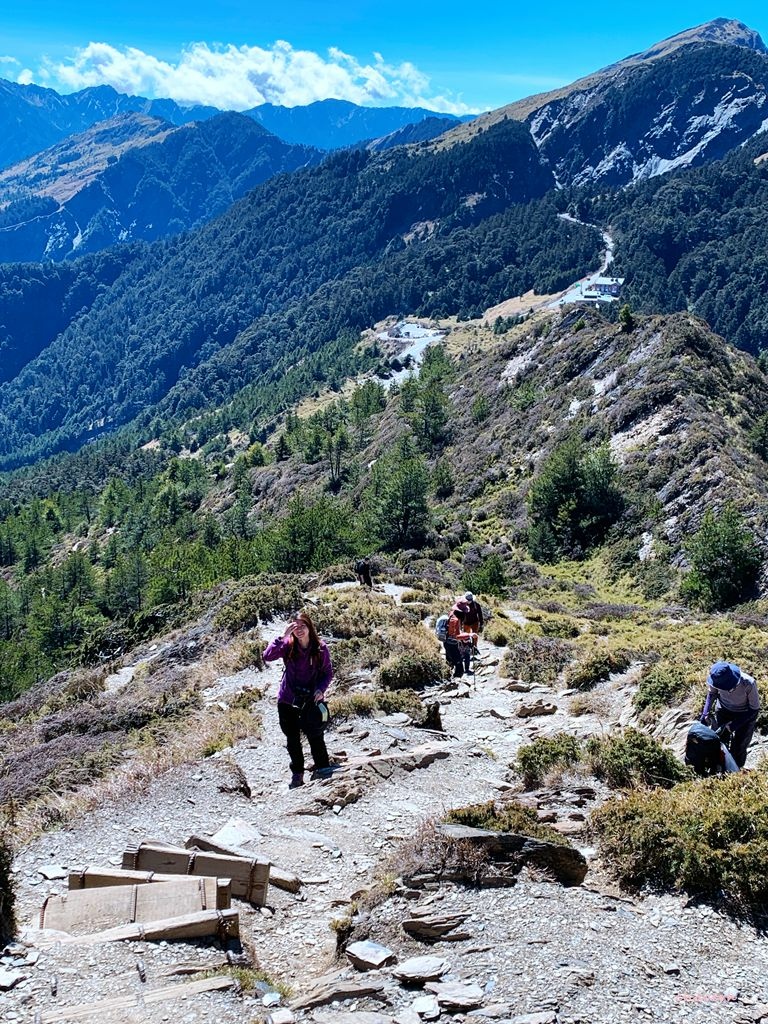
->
[715, 706, 757, 769]
[444, 639, 470, 678]
[278, 701, 329, 774]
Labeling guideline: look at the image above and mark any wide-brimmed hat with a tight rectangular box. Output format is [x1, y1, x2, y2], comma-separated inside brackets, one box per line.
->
[707, 661, 741, 691]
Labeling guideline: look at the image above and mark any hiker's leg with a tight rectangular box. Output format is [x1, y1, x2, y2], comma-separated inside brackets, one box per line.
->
[462, 645, 471, 673]
[730, 719, 756, 768]
[443, 641, 460, 677]
[278, 702, 305, 774]
[301, 702, 330, 770]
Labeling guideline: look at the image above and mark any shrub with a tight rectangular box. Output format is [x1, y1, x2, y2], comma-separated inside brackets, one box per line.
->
[330, 689, 424, 720]
[681, 504, 762, 611]
[500, 637, 574, 685]
[463, 554, 508, 598]
[585, 728, 690, 789]
[564, 648, 631, 691]
[569, 692, 610, 717]
[329, 634, 390, 687]
[378, 648, 446, 690]
[215, 577, 304, 632]
[515, 734, 581, 789]
[538, 614, 580, 639]
[483, 619, 521, 646]
[445, 799, 568, 845]
[633, 665, 691, 717]
[313, 590, 412, 640]
[592, 765, 768, 911]
[0, 836, 15, 944]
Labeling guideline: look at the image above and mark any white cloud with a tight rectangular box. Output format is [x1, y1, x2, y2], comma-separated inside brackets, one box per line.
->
[0, 55, 19, 65]
[17, 68, 34, 85]
[32, 40, 477, 115]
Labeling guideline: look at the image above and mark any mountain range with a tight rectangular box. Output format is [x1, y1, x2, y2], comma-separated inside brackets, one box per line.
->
[0, 79, 468, 171]
[1, 18, 768, 471]
[0, 112, 324, 261]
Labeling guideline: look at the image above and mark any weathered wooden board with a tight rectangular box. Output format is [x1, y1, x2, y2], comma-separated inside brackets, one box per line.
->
[39, 974, 234, 1021]
[36, 907, 240, 947]
[68, 868, 231, 908]
[187, 833, 301, 893]
[41, 877, 223, 934]
[123, 840, 269, 905]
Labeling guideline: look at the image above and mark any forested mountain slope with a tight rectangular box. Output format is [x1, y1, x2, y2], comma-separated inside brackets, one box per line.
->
[0, 303, 766, 700]
[0, 118, 600, 470]
[586, 133, 768, 356]
[0, 112, 324, 262]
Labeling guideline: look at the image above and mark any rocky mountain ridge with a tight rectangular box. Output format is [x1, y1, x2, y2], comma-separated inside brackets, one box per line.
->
[0, 79, 468, 172]
[0, 111, 324, 262]
[439, 19, 768, 188]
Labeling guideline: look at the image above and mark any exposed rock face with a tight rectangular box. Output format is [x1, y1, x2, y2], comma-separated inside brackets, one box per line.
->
[439, 20, 768, 189]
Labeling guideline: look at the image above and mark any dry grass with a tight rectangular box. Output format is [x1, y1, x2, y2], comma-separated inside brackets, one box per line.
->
[377, 625, 447, 690]
[6, 701, 262, 846]
[568, 691, 612, 717]
[313, 589, 415, 639]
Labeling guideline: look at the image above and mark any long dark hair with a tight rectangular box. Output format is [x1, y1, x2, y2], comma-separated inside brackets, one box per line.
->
[284, 611, 324, 664]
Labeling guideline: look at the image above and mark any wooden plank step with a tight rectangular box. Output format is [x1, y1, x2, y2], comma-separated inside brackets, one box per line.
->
[39, 975, 234, 1022]
[187, 834, 302, 893]
[41, 877, 226, 935]
[68, 867, 231, 908]
[123, 840, 269, 905]
[36, 907, 240, 947]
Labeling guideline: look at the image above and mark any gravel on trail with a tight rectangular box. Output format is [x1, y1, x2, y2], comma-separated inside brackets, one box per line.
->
[6, 603, 768, 1024]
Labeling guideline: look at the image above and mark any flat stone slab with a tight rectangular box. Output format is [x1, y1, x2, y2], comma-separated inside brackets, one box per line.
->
[38, 864, 68, 880]
[511, 1013, 557, 1024]
[269, 1011, 296, 1024]
[346, 940, 397, 970]
[517, 701, 557, 718]
[0, 968, 26, 991]
[210, 817, 262, 848]
[292, 975, 386, 1010]
[392, 956, 451, 983]
[411, 995, 440, 1019]
[425, 981, 484, 1010]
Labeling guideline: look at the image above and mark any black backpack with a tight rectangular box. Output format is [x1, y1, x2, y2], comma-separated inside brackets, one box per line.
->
[685, 722, 723, 777]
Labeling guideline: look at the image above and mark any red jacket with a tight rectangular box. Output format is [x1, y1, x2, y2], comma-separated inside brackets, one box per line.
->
[447, 613, 473, 644]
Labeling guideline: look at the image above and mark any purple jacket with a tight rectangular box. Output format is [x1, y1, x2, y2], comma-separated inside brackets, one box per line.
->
[263, 636, 333, 705]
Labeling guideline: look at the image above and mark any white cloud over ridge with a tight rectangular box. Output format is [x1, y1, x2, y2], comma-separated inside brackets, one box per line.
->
[29, 40, 476, 115]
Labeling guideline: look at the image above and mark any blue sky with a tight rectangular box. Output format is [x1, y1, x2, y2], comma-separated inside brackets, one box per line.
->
[1, 2, 766, 113]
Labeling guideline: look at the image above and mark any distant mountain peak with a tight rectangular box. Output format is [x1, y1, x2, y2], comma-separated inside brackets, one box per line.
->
[617, 18, 767, 67]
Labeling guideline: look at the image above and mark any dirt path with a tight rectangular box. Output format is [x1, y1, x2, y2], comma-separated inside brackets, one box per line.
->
[6, 600, 768, 1023]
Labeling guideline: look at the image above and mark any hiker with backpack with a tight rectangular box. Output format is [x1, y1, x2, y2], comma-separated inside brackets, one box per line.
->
[699, 660, 760, 769]
[456, 592, 484, 634]
[355, 557, 373, 588]
[684, 721, 739, 777]
[264, 612, 333, 789]
[441, 604, 478, 679]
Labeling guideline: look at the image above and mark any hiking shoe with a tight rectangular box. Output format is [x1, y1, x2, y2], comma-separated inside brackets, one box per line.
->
[311, 766, 336, 780]
[289, 772, 304, 789]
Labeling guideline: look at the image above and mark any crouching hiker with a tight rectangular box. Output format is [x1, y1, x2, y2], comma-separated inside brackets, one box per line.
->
[264, 612, 333, 789]
[700, 660, 760, 769]
[685, 722, 739, 777]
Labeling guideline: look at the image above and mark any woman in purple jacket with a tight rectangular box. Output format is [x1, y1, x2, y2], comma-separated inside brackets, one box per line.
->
[264, 611, 333, 789]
